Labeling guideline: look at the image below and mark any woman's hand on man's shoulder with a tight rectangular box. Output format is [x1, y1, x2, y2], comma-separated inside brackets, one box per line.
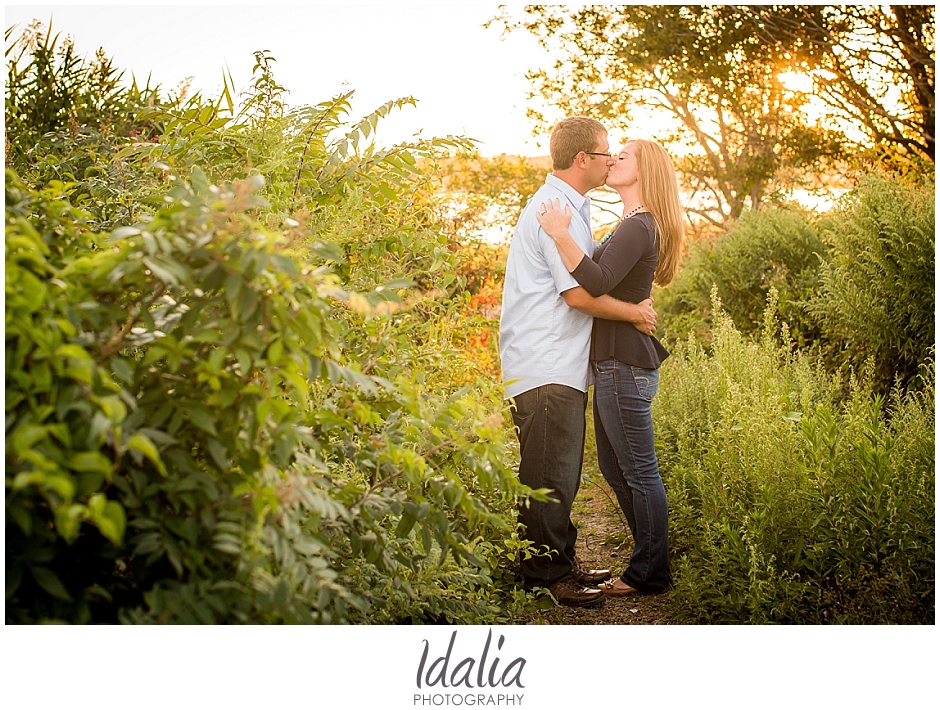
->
[536, 197, 572, 240]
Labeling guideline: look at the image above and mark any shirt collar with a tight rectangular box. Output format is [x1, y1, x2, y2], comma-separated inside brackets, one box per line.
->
[546, 174, 590, 211]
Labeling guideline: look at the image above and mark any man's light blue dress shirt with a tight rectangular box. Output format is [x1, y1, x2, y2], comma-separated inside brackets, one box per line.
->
[499, 174, 596, 399]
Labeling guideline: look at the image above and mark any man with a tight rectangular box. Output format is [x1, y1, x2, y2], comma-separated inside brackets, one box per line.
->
[499, 117, 657, 607]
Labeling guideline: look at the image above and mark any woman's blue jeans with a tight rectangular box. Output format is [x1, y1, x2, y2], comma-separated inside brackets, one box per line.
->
[592, 359, 670, 593]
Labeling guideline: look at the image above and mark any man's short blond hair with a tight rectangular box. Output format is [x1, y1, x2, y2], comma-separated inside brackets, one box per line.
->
[550, 116, 607, 170]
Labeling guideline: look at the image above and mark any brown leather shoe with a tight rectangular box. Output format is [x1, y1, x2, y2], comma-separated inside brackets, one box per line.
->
[570, 558, 612, 586]
[548, 576, 605, 608]
[598, 578, 642, 596]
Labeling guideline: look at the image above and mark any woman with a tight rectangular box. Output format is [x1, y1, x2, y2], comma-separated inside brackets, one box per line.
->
[536, 139, 684, 595]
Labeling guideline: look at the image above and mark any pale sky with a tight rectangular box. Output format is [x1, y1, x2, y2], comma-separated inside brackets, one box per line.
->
[5, 2, 556, 156]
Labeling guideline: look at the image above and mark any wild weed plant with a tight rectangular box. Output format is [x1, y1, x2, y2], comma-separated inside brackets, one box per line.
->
[657, 290, 934, 623]
[658, 175, 935, 398]
[656, 206, 825, 347]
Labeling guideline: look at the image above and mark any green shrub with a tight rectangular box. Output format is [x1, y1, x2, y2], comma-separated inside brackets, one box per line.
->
[656, 207, 825, 347]
[810, 174, 935, 391]
[799, 373, 935, 623]
[657, 290, 934, 623]
[5, 167, 532, 624]
[5, 38, 535, 623]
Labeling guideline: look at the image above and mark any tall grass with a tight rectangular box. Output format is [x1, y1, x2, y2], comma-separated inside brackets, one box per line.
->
[656, 290, 934, 623]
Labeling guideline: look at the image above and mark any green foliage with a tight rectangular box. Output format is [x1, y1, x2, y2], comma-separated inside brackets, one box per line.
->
[656, 291, 934, 623]
[436, 151, 548, 241]
[5, 164, 529, 624]
[6, 36, 535, 624]
[5, 21, 159, 163]
[657, 207, 825, 346]
[5, 21, 173, 233]
[810, 174, 935, 391]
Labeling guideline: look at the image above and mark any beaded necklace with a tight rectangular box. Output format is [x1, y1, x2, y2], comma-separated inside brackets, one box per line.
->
[598, 205, 645, 246]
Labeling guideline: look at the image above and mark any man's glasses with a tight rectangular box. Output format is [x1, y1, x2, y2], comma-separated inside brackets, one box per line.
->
[584, 151, 612, 158]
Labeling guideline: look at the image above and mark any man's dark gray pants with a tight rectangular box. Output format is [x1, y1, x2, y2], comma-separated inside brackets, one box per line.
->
[510, 383, 587, 589]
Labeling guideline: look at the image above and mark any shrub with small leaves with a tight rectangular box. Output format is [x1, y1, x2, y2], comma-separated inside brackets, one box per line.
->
[5, 32, 542, 624]
[810, 173, 934, 391]
[655, 206, 825, 346]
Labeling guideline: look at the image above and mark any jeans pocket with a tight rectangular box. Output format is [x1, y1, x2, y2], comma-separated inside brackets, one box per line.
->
[510, 389, 539, 426]
[593, 359, 618, 376]
[630, 366, 659, 402]
[593, 360, 619, 395]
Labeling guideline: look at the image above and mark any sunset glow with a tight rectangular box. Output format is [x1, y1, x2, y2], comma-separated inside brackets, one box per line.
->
[778, 70, 815, 93]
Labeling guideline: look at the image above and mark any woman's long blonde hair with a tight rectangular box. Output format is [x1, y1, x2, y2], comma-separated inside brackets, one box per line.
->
[630, 139, 685, 287]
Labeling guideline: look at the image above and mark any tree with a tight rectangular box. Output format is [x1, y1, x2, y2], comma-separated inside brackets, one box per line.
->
[493, 5, 843, 228]
[742, 5, 935, 164]
[435, 151, 548, 241]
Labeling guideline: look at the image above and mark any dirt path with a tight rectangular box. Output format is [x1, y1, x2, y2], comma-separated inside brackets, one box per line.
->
[506, 395, 685, 625]
[512, 471, 681, 625]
